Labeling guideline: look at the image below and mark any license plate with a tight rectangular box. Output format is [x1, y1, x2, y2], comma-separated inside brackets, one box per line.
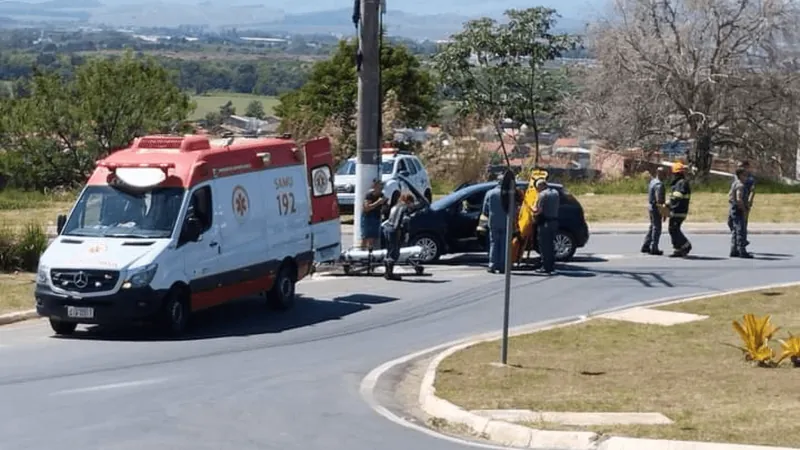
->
[66, 306, 94, 319]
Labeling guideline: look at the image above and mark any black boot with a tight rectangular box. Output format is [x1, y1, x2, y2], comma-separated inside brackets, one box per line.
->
[384, 262, 401, 280]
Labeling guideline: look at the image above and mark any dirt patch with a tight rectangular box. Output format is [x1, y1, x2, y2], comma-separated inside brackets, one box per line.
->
[578, 193, 799, 223]
[434, 286, 800, 447]
[0, 273, 36, 314]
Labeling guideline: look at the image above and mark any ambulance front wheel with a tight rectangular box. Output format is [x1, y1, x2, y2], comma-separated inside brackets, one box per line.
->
[49, 318, 77, 336]
[160, 289, 190, 336]
[268, 264, 296, 311]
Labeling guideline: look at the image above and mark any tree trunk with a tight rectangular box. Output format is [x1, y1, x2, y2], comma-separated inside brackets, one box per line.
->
[494, 124, 512, 167]
[693, 128, 713, 174]
[531, 118, 540, 168]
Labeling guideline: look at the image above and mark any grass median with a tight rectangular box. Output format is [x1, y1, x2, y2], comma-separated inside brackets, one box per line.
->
[577, 192, 800, 223]
[434, 286, 800, 447]
[0, 272, 35, 315]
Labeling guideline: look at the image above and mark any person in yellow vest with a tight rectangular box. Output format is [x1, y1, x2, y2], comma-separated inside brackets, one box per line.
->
[667, 162, 692, 257]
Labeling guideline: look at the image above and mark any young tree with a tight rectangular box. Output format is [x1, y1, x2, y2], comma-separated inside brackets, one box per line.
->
[381, 89, 403, 142]
[245, 100, 266, 119]
[275, 39, 439, 160]
[434, 8, 579, 166]
[569, 0, 800, 174]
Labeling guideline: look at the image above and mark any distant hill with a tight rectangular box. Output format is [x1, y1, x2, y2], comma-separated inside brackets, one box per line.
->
[0, 1, 587, 39]
[241, 8, 587, 40]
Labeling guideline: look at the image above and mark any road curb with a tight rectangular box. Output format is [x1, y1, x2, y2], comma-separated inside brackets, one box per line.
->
[0, 309, 38, 326]
[417, 281, 800, 450]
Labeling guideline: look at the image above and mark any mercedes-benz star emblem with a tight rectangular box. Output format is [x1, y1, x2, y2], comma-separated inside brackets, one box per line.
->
[73, 271, 88, 288]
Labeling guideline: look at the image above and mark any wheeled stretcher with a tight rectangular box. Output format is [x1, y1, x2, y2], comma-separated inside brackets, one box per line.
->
[339, 245, 426, 275]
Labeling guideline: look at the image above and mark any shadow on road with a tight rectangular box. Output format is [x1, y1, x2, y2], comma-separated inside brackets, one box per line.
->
[751, 252, 793, 261]
[433, 252, 608, 268]
[683, 255, 727, 261]
[518, 264, 675, 287]
[53, 293, 398, 342]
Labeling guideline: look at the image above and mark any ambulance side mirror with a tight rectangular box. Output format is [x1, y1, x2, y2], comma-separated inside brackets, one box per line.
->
[56, 214, 67, 235]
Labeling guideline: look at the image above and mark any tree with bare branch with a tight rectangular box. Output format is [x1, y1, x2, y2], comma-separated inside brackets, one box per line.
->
[433, 8, 579, 167]
[568, 0, 800, 174]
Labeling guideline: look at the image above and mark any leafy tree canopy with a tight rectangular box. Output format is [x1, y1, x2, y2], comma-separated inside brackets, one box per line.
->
[434, 7, 579, 164]
[275, 38, 439, 160]
[0, 50, 194, 190]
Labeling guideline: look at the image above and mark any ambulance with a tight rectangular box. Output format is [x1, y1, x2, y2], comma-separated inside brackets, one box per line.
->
[34, 134, 341, 336]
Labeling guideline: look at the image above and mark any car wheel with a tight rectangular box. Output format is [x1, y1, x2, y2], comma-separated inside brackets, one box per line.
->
[160, 288, 190, 336]
[554, 230, 577, 262]
[410, 233, 442, 262]
[267, 263, 297, 311]
[424, 189, 432, 203]
[49, 318, 77, 336]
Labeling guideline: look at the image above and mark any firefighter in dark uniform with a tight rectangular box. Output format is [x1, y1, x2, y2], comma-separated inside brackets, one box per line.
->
[728, 167, 753, 258]
[667, 162, 692, 257]
[533, 178, 559, 274]
[642, 166, 666, 255]
[740, 160, 755, 247]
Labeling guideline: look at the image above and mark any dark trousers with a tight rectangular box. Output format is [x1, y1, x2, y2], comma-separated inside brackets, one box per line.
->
[668, 216, 689, 249]
[537, 220, 557, 272]
[488, 228, 506, 271]
[728, 213, 747, 253]
[642, 208, 662, 251]
[382, 225, 400, 263]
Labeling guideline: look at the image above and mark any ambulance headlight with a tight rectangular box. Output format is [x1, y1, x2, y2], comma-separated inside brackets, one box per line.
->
[344, 184, 354, 193]
[36, 264, 49, 284]
[122, 263, 158, 289]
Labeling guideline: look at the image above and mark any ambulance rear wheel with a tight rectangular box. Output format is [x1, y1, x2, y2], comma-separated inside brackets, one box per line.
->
[268, 264, 296, 311]
[49, 318, 77, 336]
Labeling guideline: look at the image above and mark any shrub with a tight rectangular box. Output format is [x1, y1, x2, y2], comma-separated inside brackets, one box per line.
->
[732, 314, 779, 366]
[732, 314, 800, 368]
[0, 222, 48, 272]
[777, 334, 800, 367]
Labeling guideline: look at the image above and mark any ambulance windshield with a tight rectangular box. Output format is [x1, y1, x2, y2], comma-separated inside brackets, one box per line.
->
[61, 186, 185, 239]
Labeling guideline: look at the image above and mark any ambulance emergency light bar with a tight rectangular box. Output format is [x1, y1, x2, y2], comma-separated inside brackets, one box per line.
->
[132, 135, 211, 152]
[98, 161, 176, 190]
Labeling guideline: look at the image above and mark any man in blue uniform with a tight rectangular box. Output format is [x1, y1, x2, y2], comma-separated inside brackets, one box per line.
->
[740, 160, 755, 247]
[728, 167, 753, 258]
[481, 181, 505, 274]
[642, 166, 666, 255]
[533, 179, 560, 274]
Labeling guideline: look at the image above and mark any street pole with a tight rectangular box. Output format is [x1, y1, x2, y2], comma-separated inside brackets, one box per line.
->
[353, 0, 382, 249]
[500, 186, 515, 365]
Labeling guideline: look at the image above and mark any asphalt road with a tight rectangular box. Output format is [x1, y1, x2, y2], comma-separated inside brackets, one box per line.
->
[1, 234, 798, 450]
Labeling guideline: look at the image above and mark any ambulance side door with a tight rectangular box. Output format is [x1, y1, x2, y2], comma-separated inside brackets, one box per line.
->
[178, 183, 224, 311]
[268, 166, 312, 260]
[305, 137, 341, 263]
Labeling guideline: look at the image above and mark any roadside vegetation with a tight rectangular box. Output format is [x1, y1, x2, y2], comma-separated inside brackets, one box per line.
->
[434, 286, 800, 447]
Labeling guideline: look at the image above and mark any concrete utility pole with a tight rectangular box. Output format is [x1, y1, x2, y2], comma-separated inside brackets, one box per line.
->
[353, 0, 382, 248]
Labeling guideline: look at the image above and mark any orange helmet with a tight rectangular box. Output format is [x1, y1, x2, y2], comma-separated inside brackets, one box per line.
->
[672, 162, 686, 174]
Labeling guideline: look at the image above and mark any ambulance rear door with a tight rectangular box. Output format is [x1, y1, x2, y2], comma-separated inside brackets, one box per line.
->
[304, 137, 341, 263]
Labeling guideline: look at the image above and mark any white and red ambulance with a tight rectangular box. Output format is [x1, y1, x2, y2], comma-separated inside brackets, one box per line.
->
[34, 134, 341, 336]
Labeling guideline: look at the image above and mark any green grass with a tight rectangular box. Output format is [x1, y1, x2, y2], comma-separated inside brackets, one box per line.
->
[190, 92, 280, 120]
[546, 174, 800, 195]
